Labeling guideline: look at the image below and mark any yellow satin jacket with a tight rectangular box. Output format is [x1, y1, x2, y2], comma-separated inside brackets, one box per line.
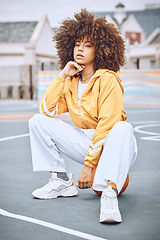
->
[38, 69, 127, 168]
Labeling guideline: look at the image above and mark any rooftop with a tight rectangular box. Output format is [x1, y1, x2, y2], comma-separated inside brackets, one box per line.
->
[92, 8, 160, 38]
[0, 21, 37, 43]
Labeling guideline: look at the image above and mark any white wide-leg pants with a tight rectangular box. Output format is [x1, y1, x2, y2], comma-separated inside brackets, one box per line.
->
[29, 114, 137, 193]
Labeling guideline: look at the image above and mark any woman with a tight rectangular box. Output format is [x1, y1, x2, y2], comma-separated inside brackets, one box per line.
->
[29, 9, 137, 223]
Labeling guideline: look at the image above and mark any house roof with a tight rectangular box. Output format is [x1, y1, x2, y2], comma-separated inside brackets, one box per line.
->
[144, 28, 160, 45]
[92, 9, 160, 38]
[0, 22, 37, 43]
[152, 32, 160, 44]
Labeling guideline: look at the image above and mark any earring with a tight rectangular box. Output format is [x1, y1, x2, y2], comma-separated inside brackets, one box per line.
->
[95, 56, 99, 63]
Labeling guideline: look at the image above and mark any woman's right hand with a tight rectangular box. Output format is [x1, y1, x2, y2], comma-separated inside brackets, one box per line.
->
[58, 61, 84, 79]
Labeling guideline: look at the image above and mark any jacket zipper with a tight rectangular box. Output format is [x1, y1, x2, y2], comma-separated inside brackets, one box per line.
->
[78, 98, 88, 128]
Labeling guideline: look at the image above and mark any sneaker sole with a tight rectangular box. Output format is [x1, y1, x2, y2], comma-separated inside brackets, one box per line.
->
[100, 213, 122, 223]
[32, 185, 78, 199]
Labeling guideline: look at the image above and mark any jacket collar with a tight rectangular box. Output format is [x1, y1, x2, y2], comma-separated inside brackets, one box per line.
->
[67, 69, 108, 91]
[66, 69, 120, 96]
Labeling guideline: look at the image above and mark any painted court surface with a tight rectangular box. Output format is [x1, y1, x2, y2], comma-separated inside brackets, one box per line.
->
[0, 101, 160, 240]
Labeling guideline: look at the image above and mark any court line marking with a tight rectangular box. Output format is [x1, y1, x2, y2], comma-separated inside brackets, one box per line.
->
[0, 118, 159, 239]
[0, 133, 107, 240]
[0, 134, 29, 142]
[0, 121, 160, 142]
[134, 123, 160, 141]
[0, 209, 107, 240]
[127, 109, 160, 114]
[130, 121, 160, 125]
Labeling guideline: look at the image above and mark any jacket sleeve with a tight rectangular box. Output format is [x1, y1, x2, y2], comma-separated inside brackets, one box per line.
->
[38, 76, 68, 117]
[84, 74, 126, 168]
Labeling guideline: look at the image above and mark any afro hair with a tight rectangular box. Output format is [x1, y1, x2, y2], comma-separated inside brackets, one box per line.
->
[53, 9, 125, 72]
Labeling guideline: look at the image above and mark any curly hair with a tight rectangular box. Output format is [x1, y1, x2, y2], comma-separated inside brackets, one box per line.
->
[53, 9, 125, 72]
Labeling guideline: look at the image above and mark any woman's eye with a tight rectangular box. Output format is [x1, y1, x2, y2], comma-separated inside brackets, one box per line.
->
[85, 45, 91, 47]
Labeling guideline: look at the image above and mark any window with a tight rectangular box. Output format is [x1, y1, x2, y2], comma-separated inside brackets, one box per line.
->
[19, 86, 24, 99]
[150, 60, 156, 69]
[126, 32, 141, 45]
[7, 86, 13, 98]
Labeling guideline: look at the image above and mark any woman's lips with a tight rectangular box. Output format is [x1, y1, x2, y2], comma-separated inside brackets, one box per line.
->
[76, 54, 84, 58]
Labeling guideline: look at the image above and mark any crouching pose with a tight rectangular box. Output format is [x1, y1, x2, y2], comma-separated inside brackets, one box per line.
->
[29, 9, 137, 223]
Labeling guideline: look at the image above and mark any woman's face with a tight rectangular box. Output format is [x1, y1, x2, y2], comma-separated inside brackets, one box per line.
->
[73, 36, 96, 67]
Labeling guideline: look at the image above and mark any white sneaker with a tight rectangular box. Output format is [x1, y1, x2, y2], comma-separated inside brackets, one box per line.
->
[32, 173, 78, 199]
[100, 186, 122, 223]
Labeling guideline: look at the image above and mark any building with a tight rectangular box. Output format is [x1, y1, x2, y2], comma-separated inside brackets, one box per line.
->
[92, 3, 160, 70]
[0, 15, 58, 99]
[126, 28, 160, 69]
[0, 3, 160, 100]
[36, 4, 160, 107]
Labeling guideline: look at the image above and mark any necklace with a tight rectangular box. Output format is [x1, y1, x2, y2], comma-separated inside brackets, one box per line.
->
[81, 71, 95, 82]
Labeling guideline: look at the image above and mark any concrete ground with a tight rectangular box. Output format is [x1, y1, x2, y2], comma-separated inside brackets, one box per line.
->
[0, 101, 160, 240]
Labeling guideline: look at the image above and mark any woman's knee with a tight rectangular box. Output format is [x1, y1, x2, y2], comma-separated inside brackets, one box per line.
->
[113, 121, 134, 136]
[29, 114, 66, 134]
[29, 114, 43, 130]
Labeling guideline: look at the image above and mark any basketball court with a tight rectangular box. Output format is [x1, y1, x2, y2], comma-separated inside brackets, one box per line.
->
[0, 101, 160, 240]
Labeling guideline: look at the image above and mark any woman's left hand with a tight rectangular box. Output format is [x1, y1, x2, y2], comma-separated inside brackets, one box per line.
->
[78, 165, 93, 189]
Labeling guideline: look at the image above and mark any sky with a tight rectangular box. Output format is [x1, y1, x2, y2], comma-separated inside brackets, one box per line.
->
[0, 0, 160, 27]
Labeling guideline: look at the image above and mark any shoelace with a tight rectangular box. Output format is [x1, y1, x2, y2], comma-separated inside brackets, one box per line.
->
[41, 175, 72, 190]
[103, 195, 115, 209]
[40, 177, 57, 189]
